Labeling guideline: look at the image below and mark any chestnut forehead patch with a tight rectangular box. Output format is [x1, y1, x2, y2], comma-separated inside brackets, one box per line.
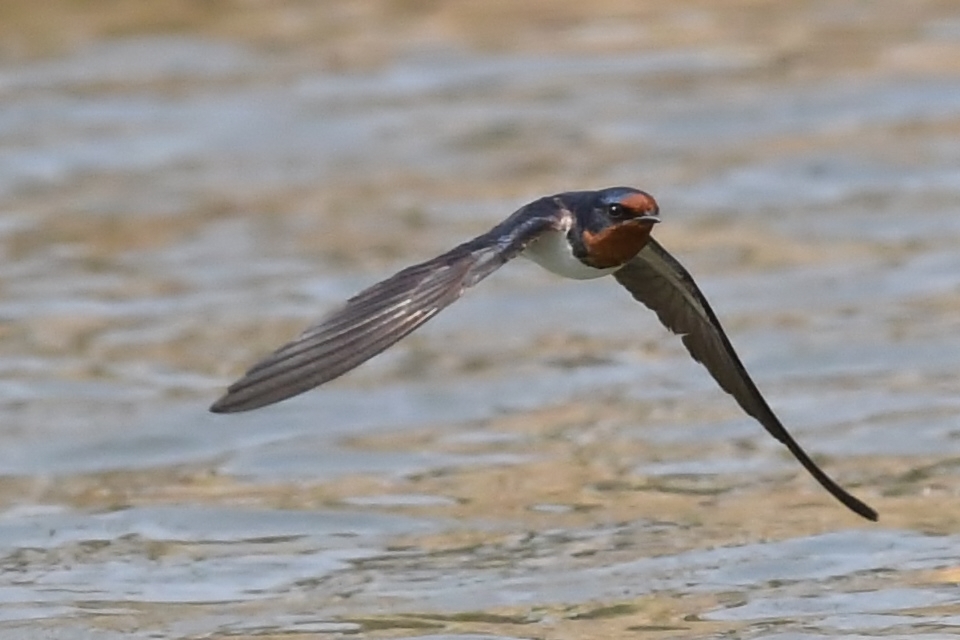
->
[619, 192, 659, 215]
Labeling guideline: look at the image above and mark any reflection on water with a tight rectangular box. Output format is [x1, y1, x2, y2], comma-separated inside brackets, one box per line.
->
[2, 1, 960, 638]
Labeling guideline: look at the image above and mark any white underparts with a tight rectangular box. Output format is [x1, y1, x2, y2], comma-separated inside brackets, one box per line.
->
[523, 228, 617, 280]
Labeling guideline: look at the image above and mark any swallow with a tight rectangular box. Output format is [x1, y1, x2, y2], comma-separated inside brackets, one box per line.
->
[211, 187, 877, 522]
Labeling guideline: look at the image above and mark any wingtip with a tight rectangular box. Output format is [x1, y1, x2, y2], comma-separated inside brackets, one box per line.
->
[837, 486, 878, 522]
[210, 384, 290, 413]
[209, 393, 242, 414]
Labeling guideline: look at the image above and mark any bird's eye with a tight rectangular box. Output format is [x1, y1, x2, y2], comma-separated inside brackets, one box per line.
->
[607, 203, 628, 219]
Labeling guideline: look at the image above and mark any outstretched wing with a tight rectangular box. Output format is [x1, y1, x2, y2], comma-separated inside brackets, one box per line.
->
[211, 207, 563, 413]
[613, 238, 877, 521]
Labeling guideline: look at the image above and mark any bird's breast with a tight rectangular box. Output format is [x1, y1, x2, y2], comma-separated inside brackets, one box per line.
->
[523, 228, 617, 280]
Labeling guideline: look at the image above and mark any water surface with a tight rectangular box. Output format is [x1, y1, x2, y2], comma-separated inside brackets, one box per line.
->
[2, 2, 960, 638]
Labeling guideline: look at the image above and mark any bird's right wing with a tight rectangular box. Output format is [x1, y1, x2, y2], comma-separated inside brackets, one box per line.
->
[613, 238, 877, 521]
[211, 204, 564, 413]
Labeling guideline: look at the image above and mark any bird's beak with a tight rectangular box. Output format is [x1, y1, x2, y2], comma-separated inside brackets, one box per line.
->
[635, 214, 660, 224]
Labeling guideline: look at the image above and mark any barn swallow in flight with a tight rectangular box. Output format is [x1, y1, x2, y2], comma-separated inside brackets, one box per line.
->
[211, 187, 877, 521]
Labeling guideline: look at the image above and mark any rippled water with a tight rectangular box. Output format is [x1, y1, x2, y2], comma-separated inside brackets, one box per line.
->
[2, 2, 960, 638]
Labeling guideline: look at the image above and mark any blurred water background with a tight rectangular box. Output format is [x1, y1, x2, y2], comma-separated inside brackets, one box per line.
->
[2, 1, 960, 638]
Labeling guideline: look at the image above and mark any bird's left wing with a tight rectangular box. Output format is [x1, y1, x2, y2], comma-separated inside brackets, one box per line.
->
[211, 205, 563, 413]
[613, 238, 877, 521]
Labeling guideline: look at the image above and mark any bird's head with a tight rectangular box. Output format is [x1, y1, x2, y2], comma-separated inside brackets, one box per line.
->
[572, 187, 660, 269]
